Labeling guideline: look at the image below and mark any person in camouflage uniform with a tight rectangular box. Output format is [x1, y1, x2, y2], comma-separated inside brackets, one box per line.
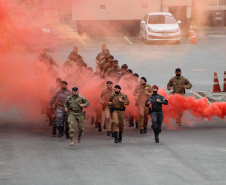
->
[108, 85, 129, 143]
[98, 49, 112, 72]
[96, 44, 107, 62]
[67, 46, 83, 62]
[47, 77, 62, 135]
[101, 56, 114, 77]
[64, 87, 90, 146]
[63, 47, 83, 74]
[38, 48, 60, 71]
[49, 81, 71, 138]
[100, 81, 114, 136]
[133, 77, 153, 134]
[106, 60, 120, 79]
[167, 68, 192, 126]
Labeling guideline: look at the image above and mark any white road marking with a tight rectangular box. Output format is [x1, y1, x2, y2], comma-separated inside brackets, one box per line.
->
[124, 36, 133, 45]
[209, 35, 226, 38]
[190, 91, 211, 105]
[77, 34, 86, 45]
[191, 69, 207, 72]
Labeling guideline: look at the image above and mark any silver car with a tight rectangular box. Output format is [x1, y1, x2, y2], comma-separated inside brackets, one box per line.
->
[140, 12, 181, 44]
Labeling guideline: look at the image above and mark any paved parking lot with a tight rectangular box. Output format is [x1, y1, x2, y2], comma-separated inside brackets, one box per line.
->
[1, 29, 226, 185]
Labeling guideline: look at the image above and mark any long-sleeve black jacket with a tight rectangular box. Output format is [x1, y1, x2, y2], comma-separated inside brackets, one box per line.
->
[145, 93, 168, 112]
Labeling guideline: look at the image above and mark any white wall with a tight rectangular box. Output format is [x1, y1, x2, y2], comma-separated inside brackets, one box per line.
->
[72, 0, 161, 20]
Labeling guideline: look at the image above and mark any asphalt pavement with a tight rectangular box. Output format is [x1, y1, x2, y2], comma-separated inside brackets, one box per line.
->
[1, 28, 226, 185]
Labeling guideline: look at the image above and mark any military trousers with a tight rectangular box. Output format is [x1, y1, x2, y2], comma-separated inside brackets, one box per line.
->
[95, 104, 103, 124]
[56, 108, 69, 128]
[151, 111, 163, 135]
[138, 104, 149, 130]
[68, 112, 84, 138]
[112, 110, 125, 133]
[104, 106, 111, 132]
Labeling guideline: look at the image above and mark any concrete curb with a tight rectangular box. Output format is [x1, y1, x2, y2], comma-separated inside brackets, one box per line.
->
[198, 91, 226, 103]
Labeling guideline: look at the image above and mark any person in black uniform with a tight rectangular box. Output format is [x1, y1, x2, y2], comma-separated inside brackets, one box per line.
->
[145, 85, 168, 143]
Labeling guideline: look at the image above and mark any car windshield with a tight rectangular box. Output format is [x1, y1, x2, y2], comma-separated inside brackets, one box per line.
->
[148, 15, 177, 24]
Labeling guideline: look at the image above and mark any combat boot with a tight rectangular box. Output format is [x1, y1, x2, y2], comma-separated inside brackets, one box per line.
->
[155, 133, 159, 143]
[112, 132, 115, 137]
[107, 131, 111, 136]
[48, 119, 53, 126]
[118, 132, 122, 143]
[70, 137, 75, 146]
[58, 126, 63, 138]
[78, 135, 81, 143]
[52, 125, 56, 136]
[129, 117, 134, 127]
[114, 132, 119, 143]
[144, 128, 147, 133]
[90, 116, 95, 124]
[98, 123, 102, 132]
[140, 129, 144, 134]
[65, 128, 69, 139]
[135, 121, 138, 129]
[95, 121, 98, 128]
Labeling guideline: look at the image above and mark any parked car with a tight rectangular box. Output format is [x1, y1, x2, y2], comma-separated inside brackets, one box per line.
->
[140, 12, 181, 44]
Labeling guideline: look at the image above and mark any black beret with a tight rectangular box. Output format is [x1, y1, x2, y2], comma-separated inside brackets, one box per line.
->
[175, 68, 181, 72]
[56, 77, 62, 82]
[61, 81, 68, 85]
[106, 81, 113, 84]
[114, 85, 121, 90]
[72, 87, 78, 91]
[141, 77, 147, 82]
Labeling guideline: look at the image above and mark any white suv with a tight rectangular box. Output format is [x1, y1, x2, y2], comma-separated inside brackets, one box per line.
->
[140, 12, 181, 44]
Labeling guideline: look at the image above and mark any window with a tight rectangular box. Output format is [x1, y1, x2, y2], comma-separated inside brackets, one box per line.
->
[148, 15, 176, 24]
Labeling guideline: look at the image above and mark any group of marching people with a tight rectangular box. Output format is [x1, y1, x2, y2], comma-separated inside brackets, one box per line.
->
[38, 44, 192, 145]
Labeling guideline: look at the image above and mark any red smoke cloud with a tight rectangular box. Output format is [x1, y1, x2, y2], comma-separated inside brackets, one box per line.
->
[0, 0, 225, 126]
[158, 88, 226, 125]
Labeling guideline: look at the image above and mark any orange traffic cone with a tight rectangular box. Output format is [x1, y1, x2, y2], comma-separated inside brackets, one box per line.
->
[190, 32, 196, 44]
[223, 71, 226, 92]
[188, 23, 194, 38]
[213, 72, 221, 92]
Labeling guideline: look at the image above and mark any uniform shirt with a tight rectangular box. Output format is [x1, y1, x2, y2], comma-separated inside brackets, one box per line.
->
[118, 71, 127, 80]
[133, 84, 153, 104]
[109, 92, 129, 110]
[167, 75, 192, 95]
[99, 58, 109, 72]
[39, 54, 59, 68]
[49, 89, 71, 108]
[145, 94, 168, 112]
[67, 52, 83, 61]
[100, 89, 114, 105]
[102, 63, 114, 75]
[64, 94, 90, 112]
[96, 51, 104, 61]
[106, 66, 121, 77]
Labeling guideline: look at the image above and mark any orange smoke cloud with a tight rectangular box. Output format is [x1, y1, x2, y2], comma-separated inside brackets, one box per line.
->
[158, 88, 226, 125]
[0, 0, 225, 127]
